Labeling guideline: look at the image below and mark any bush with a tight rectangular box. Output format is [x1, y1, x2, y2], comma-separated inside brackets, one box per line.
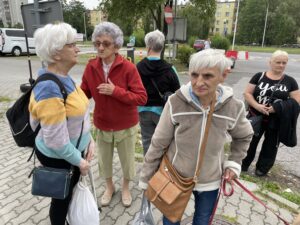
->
[188, 36, 198, 47]
[177, 44, 195, 65]
[211, 35, 230, 51]
[132, 29, 145, 47]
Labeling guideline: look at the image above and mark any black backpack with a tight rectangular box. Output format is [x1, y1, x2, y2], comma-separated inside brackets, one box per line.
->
[6, 73, 67, 148]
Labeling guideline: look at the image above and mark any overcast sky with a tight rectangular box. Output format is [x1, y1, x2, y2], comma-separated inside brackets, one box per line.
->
[28, 0, 100, 10]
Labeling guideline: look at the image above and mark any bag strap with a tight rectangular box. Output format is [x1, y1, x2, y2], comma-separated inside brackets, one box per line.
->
[193, 95, 216, 182]
[150, 78, 164, 98]
[30, 111, 84, 177]
[34, 73, 68, 104]
[269, 74, 285, 100]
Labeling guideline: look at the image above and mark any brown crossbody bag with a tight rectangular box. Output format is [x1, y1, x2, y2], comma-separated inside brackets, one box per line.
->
[145, 96, 216, 223]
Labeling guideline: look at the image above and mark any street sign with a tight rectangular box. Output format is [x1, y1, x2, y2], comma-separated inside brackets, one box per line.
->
[167, 17, 187, 41]
[164, 6, 173, 24]
[21, 0, 63, 37]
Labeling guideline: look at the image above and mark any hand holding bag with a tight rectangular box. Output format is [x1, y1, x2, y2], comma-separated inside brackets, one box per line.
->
[67, 176, 100, 225]
[145, 97, 215, 223]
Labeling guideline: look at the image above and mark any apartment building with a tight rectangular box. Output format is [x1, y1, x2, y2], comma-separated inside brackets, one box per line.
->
[0, 0, 28, 27]
[89, 10, 107, 28]
[213, 0, 237, 36]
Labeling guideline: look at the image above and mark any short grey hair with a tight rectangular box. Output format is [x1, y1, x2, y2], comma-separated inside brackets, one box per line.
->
[189, 49, 232, 75]
[271, 50, 288, 61]
[34, 22, 77, 64]
[144, 29, 165, 52]
[92, 22, 123, 48]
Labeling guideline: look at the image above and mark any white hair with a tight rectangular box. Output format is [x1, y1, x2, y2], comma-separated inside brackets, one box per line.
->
[144, 29, 165, 52]
[34, 22, 77, 64]
[189, 49, 232, 74]
[92, 22, 123, 48]
[271, 50, 289, 61]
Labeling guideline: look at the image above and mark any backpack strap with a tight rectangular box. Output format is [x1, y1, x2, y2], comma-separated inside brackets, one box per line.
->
[33, 73, 68, 104]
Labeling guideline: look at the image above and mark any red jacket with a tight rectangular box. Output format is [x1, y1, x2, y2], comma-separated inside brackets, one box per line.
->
[81, 54, 147, 131]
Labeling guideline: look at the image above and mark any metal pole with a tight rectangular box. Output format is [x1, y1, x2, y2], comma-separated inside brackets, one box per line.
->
[83, 12, 87, 42]
[261, 0, 269, 47]
[232, 0, 240, 50]
[172, 0, 177, 60]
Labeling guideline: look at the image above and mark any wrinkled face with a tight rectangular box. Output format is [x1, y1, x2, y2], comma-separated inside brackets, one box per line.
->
[270, 55, 288, 74]
[190, 66, 226, 100]
[55, 42, 79, 66]
[93, 34, 118, 62]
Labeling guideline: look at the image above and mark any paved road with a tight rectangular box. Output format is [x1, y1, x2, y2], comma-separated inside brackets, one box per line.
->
[0, 52, 299, 224]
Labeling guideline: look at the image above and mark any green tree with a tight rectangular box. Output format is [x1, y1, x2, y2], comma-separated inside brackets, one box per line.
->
[13, 23, 23, 29]
[177, 4, 215, 40]
[236, 0, 265, 44]
[101, 0, 215, 37]
[62, 0, 93, 39]
[237, 0, 299, 45]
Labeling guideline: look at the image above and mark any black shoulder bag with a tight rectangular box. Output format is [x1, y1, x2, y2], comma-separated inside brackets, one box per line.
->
[150, 78, 173, 105]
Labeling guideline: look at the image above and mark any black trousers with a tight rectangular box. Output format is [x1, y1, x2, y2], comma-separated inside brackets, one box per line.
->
[35, 148, 80, 225]
[242, 121, 279, 174]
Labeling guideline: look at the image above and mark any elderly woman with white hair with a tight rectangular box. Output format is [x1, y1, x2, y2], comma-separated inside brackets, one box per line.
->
[29, 22, 94, 225]
[81, 22, 147, 207]
[137, 29, 180, 155]
[139, 49, 253, 225]
[242, 50, 300, 176]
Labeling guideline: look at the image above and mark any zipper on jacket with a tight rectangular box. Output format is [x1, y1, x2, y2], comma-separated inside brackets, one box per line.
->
[194, 108, 209, 179]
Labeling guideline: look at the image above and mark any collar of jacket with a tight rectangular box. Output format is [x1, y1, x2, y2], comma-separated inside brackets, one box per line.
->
[89, 53, 124, 74]
[176, 82, 234, 111]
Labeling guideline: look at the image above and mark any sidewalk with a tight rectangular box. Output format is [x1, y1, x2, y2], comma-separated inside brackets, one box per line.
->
[0, 71, 298, 224]
[0, 105, 298, 225]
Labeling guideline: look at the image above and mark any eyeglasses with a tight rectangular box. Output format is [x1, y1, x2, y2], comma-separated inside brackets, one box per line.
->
[65, 43, 77, 48]
[93, 41, 113, 48]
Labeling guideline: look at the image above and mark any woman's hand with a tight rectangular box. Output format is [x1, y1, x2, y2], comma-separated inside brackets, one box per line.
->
[97, 79, 115, 95]
[86, 139, 95, 162]
[79, 159, 90, 176]
[254, 103, 269, 115]
[266, 106, 275, 113]
[223, 168, 237, 182]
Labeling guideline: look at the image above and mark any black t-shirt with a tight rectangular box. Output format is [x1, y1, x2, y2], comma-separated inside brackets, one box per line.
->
[249, 72, 298, 114]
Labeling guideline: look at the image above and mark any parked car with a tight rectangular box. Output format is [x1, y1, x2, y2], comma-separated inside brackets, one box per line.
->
[244, 42, 260, 46]
[282, 43, 300, 48]
[193, 39, 205, 51]
[0, 28, 35, 56]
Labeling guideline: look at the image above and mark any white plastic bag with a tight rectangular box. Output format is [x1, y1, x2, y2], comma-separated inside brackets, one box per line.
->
[132, 193, 155, 225]
[67, 177, 100, 225]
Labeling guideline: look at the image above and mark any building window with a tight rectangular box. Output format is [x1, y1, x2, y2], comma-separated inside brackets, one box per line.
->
[225, 12, 230, 17]
[216, 12, 221, 17]
[216, 20, 219, 25]
[216, 28, 219, 32]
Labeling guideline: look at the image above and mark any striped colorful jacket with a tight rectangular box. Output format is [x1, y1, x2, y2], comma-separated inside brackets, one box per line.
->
[29, 70, 91, 166]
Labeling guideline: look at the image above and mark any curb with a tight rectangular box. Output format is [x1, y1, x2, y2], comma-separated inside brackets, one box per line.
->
[261, 190, 300, 211]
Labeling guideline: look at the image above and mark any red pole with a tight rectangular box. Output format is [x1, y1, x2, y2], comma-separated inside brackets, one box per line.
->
[245, 51, 249, 60]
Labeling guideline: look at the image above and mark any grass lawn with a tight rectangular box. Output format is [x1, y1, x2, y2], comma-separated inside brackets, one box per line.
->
[234, 45, 300, 54]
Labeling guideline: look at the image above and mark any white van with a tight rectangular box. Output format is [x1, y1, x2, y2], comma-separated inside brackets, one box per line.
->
[0, 28, 35, 56]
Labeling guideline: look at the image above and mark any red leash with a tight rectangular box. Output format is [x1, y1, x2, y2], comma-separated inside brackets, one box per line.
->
[209, 177, 290, 225]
